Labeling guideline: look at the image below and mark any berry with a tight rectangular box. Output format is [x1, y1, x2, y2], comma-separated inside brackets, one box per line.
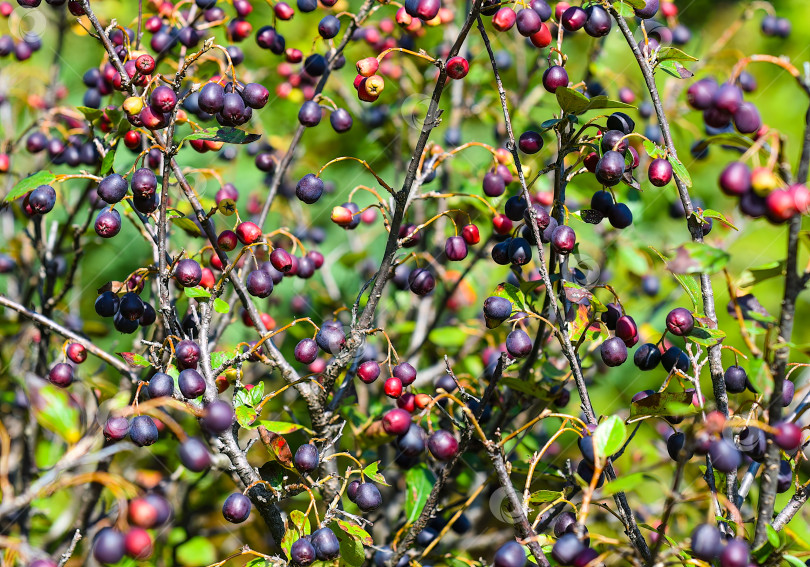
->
[484, 296, 512, 328]
[508, 237, 532, 265]
[608, 202, 633, 228]
[708, 438, 741, 472]
[561, 6, 587, 31]
[246, 269, 274, 297]
[633, 343, 661, 371]
[124, 527, 153, 560]
[506, 329, 532, 358]
[584, 5, 611, 37]
[551, 533, 585, 566]
[294, 444, 320, 473]
[428, 430, 459, 461]
[174, 258, 202, 287]
[397, 423, 426, 456]
[299, 100, 322, 127]
[95, 208, 122, 238]
[665, 307, 694, 336]
[600, 337, 627, 367]
[446, 56, 469, 79]
[330, 108, 353, 132]
[28, 185, 56, 214]
[222, 493, 251, 523]
[290, 539, 317, 566]
[176, 340, 201, 369]
[691, 523, 722, 561]
[384, 376, 403, 398]
[542, 65, 568, 93]
[720, 539, 750, 567]
[358, 360, 381, 383]
[242, 83, 269, 109]
[595, 151, 625, 186]
[295, 338, 319, 364]
[723, 365, 747, 394]
[382, 408, 412, 435]
[551, 225, 576, 254]
[483, 171, 506, 196]
[492, 7, 516, 31]
[354, 482, 382, 511]
[148, 372, 174, 398]
[494, 541, 526, 567]
[48, 363, 74, 387]
[178, 369, 206, 398]
[648, 158, 673, 187]
[179, 437, 211, 472]
[462, 224, 480, 244]
[93, 528, 125, 565]
[409, 268, 435, 296]
[103, 416, 130, 441]
[311, 528, 340, 560]
[774, 421, 802, 450]
[316, 324, 346, 354]
[393, 362, 417, 385]
[445, 236, 468, 261]
[236, 221, 262, 244]
[130, 415, 159, 446]
[661, 346, 689, 373]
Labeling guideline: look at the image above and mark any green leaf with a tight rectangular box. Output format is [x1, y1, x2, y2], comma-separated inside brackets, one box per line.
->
[404, 464, 435, 524]
[617, 243, 648, 276]
[363, 461, 389, 486]
[594, 415, 626, 459]
[700, 209, 738, 230]
[428, 326, 468, 348]
[667, 242, 730, 275]
[494, 282, 527, 313]
[583, 96, 636, 113]
[643, 140, 665, 158]
[184, 286, 211, 299]
[336, 519, 373, 546]
[667, 155, 692, 187]
[117, 352, 151, 368]
[629, 391, 697, 421]
[500, 376, 549, 400]
[528, 490, 562, 503]
[783, 555, 806, 567]
[176, 536, 218, 567]
[657, 47, 698, 62]
[76, 106, 103, 121]
[290, 510, 311, 537]
[249, 420, 313, 435]
[249, 381, 265, 406]
[171, 217, 202, 236]
[600, 472, 653, 496]
[5, 170, 57, 202]
[280, 525, 299, 560]
[612, 1, 636, 17]
[540, 118, 562, 129]
[613, 0, 645, 8]
[100, 144, 117, 176]
[555, 87, 591, 115]
[658, 60, 694, 79]
[649, 246, 703, 313]
[182, 127, 261, 145]
[766, 525, 780, 549]
[209, 347, 240, 370]
[235, 405, 257, 428]
[334, 523, 366, 567]
[738, 260, 786, 289]
[214, 297, 230, 314]
[32, 384, 82, 444]
[747, 357, 772, 397]
[686, 327, 726, 347]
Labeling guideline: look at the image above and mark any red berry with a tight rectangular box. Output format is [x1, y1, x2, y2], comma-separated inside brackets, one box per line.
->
[235, 221, 262, 245]
[66, 343, 87, 364]
[384, 377, 403, 398]
[492, 214, 513, 235]
[461, 224, 480, 245]
[446, 56, 469, 79]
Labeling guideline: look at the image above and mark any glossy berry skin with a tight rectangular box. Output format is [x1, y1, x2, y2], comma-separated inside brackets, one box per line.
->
[202, 400, 235, 433]
[518, 130, 543, 154]
[721, 539, 750, 567]
[222, 493, 251, 523]
[494, 541, 526, 567]
[28, 185, 56, 215]
[103, 416, 130, 441]
[551, 225, 576, 254]
[236, 221, 262, 245]
[124, 527, 153, 560]
[709, 438, 741, 472]
[561, 6, 587, 31]
[393, 362, 417, 385]
[290, 538, 317, 566]
[506, 329, 532, 358]
[147, 372, 174, 398]
[48, 363, 74, 387]
[93, 528, 126, 565]
[384, 377, 403, 398]
[690, 523, 722, 561]
[738, 427, 766, 461]
[409, 268, 435, 296]
[330, 108, 353, 133]
[428, 430, 459, 461]
[542, 65, 568, 93]
[246, 269, 274, 298]
[648, 158, 673, 187]
[774, 421, 802, 450]
[178, 369, 206, 398]
[462, 224, 480, 244]
[295, 338, 319, 364]
[634, 0, 658, 18]
[174, 258, 202, 287]
[445, 236, 468, 261]
[666, 431, 692, 461]
[492, 7, 516, 31]
[130, 415, 159, 446]
[316, 324, 346, 354]
[665, 307, 694, 336]
[294, 444, 320, 473]
[529, 23, 553, 47]
[482, 171, 506, 197]
[176, 340, 201, 369]
[98, 174, 128, 204]
[608, 202, 633, 228]
[600, 337, 627, 367]
[661, 346, 689, 373]
[483, 296, 512, 328]
[311, 528, 340, 560]
[354, 482, 382, 511]
[179, 438, 211, 472]
[584, 4, 611, 36]
[357, 360, 381, 383]
[298, 100, 322, 127]
[242, 83, 269, 109]
[382, 408, 411, 435]
[397, 423, 426, 456]
[595, 151, 625, 186]
[446, 56, 469, 79]
[551, 533, 585, 566]
[724, 365, 747, 394]
[508, 237, 532, 265]
[633, 343, 661, 370]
